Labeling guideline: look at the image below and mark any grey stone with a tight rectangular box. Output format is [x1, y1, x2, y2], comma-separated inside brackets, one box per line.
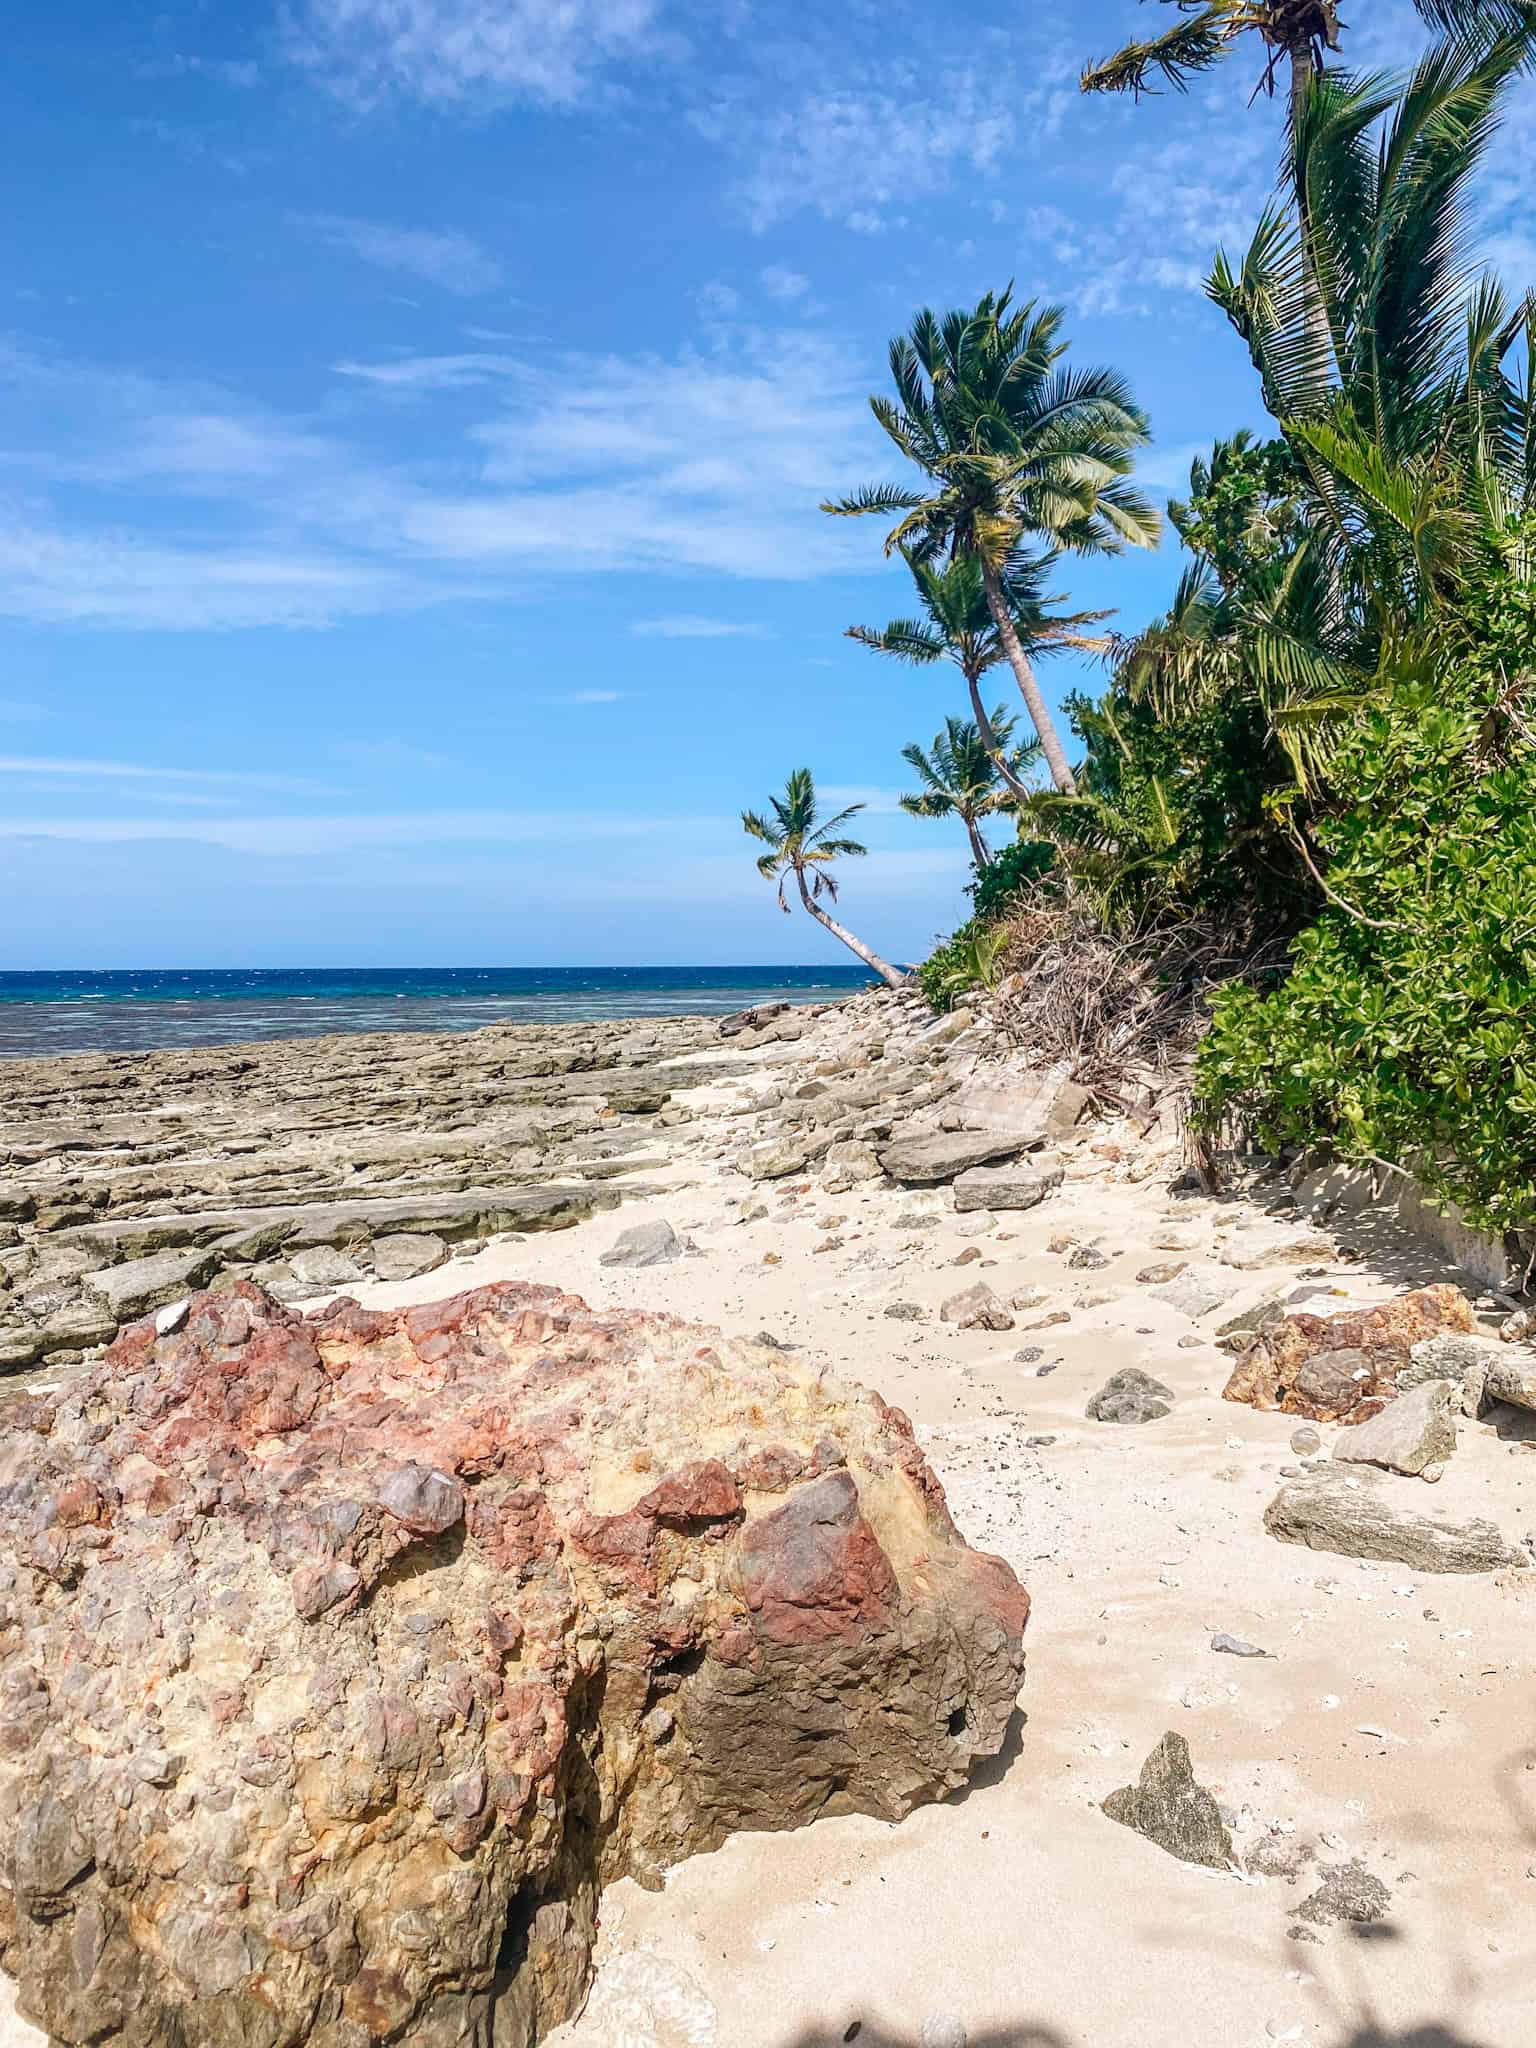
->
[1210, 1633, 1270, 1659]
[824, 1139, 883, 1183]
[877, 1128, 1035, 1186]
[883, 1302, 926, 1322]
[951, 1163, 1064, 1213]
[1069, 1245, 1109, 1271]
[938, 1283, 1014, 1331]
[600, 1219, 684, 1268]
[747, 1137, 812, 1181]
[1102, 1731, 1233, 1870]
[1333, 1379, 1458, 1477]
[1152, 1270, 1234, 1320]
[1264, 1470, 1522, 1573]
[1289, 1425, 1322, 1457]
[1087, 1368, 1174, 1424]
[1399, 1331, 1499, 1415]
[370, 1232, 450, 1283]
[1294, 1859, 1392, 1929]
[376, 1462, 465, 1536]
[920, 2021, 968, 2048]
[1484, 1354, 1536, 1413]
[85, 1247, 219, 1322]
[288, 1246, 365, 1291]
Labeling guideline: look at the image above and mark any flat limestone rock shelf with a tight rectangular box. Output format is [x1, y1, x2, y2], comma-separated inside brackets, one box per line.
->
[0, 1279, 1028, 2048]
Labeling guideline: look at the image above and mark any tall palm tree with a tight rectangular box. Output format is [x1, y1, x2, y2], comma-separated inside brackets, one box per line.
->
[1081, 6, 1533, 377]
[1207, 28, 1536, 637]
[899, 713, 1038, 870]
[823, 290, 1159, 796]
[848, 550, 1109, 801]
[742, 769, 906, 988]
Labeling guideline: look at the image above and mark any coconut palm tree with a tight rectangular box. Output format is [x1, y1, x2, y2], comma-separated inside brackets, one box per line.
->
[1207, 27, 1536, 636]
[899, 713, 1038, 871]
[1081, 6, 1533, 379]
[742, 769, 906, 988]
[823, 290, 1159, 796]
[848, 550, 1109, 801]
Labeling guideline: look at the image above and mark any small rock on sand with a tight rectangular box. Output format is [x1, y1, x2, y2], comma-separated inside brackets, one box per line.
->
[1087, 1368, 1174, 1424]
[1102, 1730, 1233, 1869]
[939, 1283, 1014, 1331]
[1264, 1470, 1523, 1573]
[600, 1219, 684, 1268]
[371, 1232, 450, 1283]
[1333, 1379, 1458, 1477]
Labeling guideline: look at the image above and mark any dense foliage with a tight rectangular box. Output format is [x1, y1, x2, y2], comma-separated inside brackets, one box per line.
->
[1195, 641, 1536, 1242]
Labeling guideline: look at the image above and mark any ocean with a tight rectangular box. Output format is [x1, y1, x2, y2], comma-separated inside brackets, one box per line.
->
[0, 966, 875, 1061]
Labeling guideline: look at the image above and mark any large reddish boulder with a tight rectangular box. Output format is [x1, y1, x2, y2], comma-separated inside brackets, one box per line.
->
[0, 1280, 1027, 2047]
[1222, 1283, 1476, 1423]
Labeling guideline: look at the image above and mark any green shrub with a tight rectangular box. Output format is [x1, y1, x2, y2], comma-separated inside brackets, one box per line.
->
[968, 837, 1055, 922]
[917, 919, 1012, 1011]
[1194, 676, 1536, 1245]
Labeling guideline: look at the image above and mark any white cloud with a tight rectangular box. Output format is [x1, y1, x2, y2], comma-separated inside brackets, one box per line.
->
[0, 754, 329, 792]
[699, 65, 1027, 232]
[0, 808, 703, 856]
[299, 213, 502, 294]
[696, 281, 740, 318]
[0, 517, 433, 631]
[630, 615, 770, 639]
[333, 353, 521, 391]
[536, 689, 624, 705]
[286, 0, 666, 109]
[760, 265, 809, 301]
[0, 316, 881, 628]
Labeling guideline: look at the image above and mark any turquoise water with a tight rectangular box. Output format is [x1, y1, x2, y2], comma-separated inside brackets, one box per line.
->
[0, 966, 873, 1059]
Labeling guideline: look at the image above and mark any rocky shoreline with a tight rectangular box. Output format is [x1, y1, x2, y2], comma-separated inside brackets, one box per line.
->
[0, 1011, 746, 1382]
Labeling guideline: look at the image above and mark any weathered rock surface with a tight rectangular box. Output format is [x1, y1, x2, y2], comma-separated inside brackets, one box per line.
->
[84, 1246, 219, 1320]
[370, 1232, 450, 1284]
[951, 1164, 1063, 1214]
[1264, 1469, 1523, 1572]
[0, 1279, 1028, 2048]
[877, 1129, 1034, 1186]
[1086, 1368, 1174, 1425]
[1223, 1285, 1475, 1422]
[938, 1283, 1015, 1331]
[0, 1011, 739, 1379]
[599, 1219, 683, 1268]
[1102, 1731, 1232, 1869]
[1484, 1354, 1536, 1413]
[1333, 1379, 1459, 1477]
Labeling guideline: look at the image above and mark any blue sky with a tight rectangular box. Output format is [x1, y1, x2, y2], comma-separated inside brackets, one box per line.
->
[4, 0, 1532, 968]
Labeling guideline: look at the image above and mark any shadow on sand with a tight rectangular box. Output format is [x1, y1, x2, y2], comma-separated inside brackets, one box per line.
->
[769, 2022, 1493, 2048]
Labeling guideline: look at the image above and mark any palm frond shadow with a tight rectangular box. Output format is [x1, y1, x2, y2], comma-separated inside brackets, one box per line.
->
[769, 2022, 1491, 2048]
[773, 2029, 1070, 2048]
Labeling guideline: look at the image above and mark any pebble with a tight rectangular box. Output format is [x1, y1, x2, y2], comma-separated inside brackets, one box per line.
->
[1211, 1633, 1271, 1659]
[919, 2020, 966, 2048]
[1290, 1426, 1322, 1456]
[1013, 1346, 1044, 1363]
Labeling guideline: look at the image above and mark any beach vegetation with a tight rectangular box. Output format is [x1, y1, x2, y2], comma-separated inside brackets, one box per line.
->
[742, 769, 908, 989]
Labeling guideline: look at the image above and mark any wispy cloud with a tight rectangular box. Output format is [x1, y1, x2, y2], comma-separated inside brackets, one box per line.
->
[298, 213, 502, 295]
[0, 807, 697, 855]
[0, 316, 880, 628]
[698, 62, 1028, 233]
[760, 265, 809, 301]
[535, 689, 624, 705]
[286, 0, 668, 110]
[333, 352, 521, 391]
[630, 615, 771, 639]
[0, 754, 331, 793]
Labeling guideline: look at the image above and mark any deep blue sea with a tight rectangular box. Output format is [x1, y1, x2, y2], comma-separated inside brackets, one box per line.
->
[0, 967, 875, 1060]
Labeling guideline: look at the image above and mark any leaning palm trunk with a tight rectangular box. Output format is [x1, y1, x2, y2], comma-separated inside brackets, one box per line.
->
[793, 867, 906, 988]
[980, 562, 1079, 794]
[963, 814, 994, 870]
[964, 669, 1038, 803]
